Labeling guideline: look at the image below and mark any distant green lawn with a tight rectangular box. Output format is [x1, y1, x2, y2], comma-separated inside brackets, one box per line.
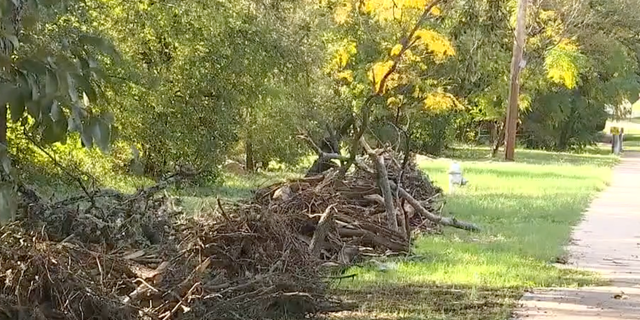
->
[331, 147, 617, 320]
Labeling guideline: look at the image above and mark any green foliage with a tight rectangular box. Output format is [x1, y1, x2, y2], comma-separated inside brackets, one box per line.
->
[0, 0, 117, 150]
[6, 0, 640, 190]
[87, 0, 322, 177]
[522, 90, 609, 150]
[410, 111, 457, 155]
[431, 0, 640, 151]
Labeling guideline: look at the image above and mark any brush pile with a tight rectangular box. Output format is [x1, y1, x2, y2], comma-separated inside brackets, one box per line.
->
[252, 154, 449, 263]
[0, 152, 477, 319]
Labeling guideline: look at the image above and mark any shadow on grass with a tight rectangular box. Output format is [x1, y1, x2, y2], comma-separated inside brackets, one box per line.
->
[329, 284, 519, 320]
[329, 274, 608, 320]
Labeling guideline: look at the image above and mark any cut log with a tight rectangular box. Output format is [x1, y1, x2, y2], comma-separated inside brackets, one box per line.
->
[337, 228, 408, 252]
[309, 204, 337, 257]
[390, 182, 480, 232]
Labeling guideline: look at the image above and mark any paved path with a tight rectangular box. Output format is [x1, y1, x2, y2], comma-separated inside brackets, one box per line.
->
[512, 153, 640, 319]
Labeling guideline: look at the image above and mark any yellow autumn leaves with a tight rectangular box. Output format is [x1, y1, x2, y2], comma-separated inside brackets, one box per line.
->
[369, 61, 395, 92]
[545, 38, 584, 89]
[326, 0, 459, 113]
[361, 0, 441, 22]
[412, 29, 456, 62]
[422, 91, 459, 112]
[325, 40, 357, 82]
[368, 28, 455, 93]
[389, 28, 455, 61]
[333, 0, 442, 25]
[333, 1, 352, 24]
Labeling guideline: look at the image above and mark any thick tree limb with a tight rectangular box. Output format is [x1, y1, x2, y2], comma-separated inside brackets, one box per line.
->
[298, 132, 350, 176]
[359, 137, 398, 231]
[390, 181, 480, 232]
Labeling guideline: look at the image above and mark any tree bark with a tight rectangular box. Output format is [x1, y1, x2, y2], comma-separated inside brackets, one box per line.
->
[504, 0, 528, 161]
[489, 121, 497, 147]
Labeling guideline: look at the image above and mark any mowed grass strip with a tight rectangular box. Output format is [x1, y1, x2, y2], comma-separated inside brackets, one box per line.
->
[331, 147, 617, 320]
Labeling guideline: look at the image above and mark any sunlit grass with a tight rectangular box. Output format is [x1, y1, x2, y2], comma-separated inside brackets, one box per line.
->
[331, 147, 616, 320]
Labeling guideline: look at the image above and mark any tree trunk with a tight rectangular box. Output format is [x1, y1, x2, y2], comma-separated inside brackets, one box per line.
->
[305, 117, 352, 177]
[305, 136, 341, 177]
[489, 121, 497, 147]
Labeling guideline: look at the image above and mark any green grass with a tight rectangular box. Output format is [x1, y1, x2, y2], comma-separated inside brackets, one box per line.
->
[330, 147, 617, 320]
[174, 171, 303, 213]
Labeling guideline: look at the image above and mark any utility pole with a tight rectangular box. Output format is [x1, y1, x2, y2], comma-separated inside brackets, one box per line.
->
[504, 0, 528, 161]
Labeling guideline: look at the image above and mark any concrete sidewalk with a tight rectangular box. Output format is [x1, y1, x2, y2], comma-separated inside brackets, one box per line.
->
[512, 153, 640, 319]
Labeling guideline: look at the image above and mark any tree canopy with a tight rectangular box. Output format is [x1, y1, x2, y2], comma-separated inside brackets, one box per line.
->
[2, 0, 640, 184]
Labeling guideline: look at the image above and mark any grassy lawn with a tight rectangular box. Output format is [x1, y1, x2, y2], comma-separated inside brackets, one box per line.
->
[330, 147, 617, 320]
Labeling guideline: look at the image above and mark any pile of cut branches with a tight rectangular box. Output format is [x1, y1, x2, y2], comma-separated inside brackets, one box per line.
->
[251, 151, 478, 264]
[0, 172, 344, 320]
[0, 150, 478, 319]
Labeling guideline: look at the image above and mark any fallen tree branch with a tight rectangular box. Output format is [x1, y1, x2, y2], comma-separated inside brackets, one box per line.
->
[390, 181, 480, 232]
[360, 137, 398, 231]
[334, 213, 405, 242]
